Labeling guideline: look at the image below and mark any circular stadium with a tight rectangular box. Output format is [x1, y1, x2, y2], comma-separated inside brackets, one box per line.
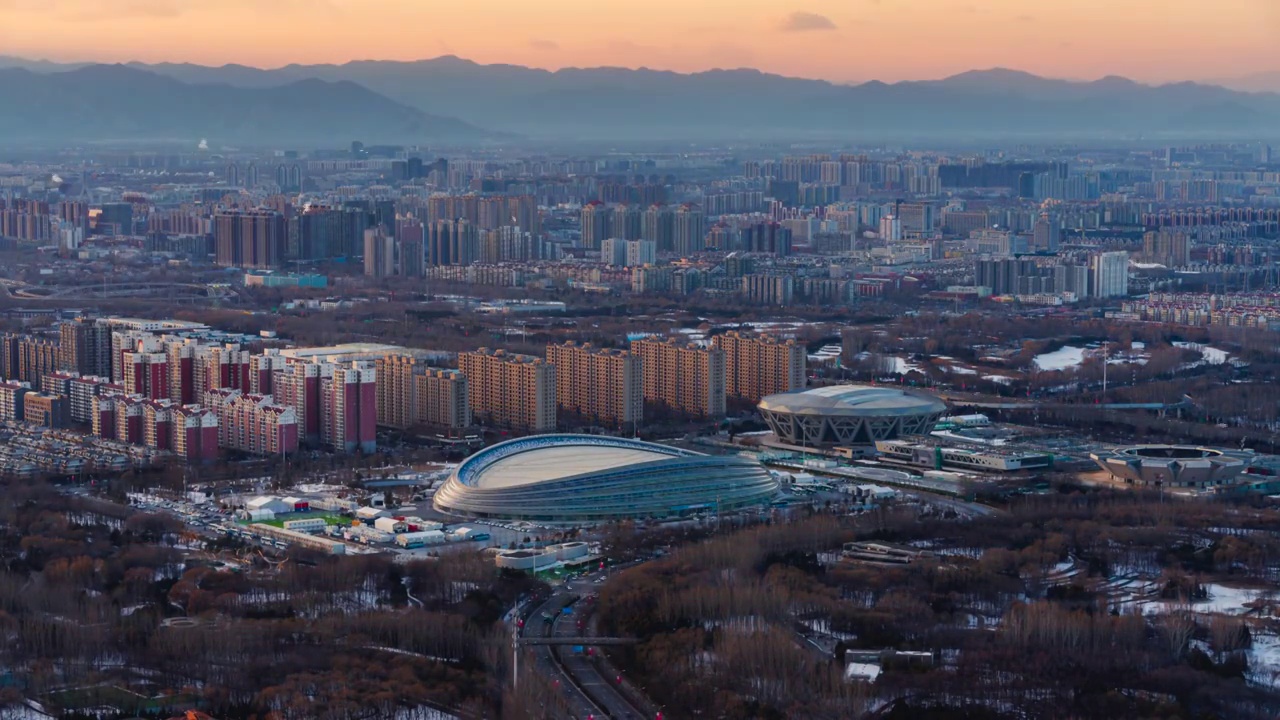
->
[757, 384, 947, 447]
[432, 434, 779, 522]
[1090, 445, 1252, 489]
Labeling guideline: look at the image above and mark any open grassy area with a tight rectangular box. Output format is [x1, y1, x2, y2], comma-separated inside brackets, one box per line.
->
[238, 511, 347, 528]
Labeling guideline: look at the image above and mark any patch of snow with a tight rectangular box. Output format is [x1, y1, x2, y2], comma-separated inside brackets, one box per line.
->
[1131, 262, 1167, 269]
[946, 366, 978, 375]
[845, 662, 882, 682]
[1174, 341, 1228, 365]
[1248, 632, 1280, 689]
[983, 375, 1014, 385]
[1033, 346, 1087, 371]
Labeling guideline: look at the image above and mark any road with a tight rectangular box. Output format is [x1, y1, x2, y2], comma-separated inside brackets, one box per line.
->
[522, 580, 652, 720]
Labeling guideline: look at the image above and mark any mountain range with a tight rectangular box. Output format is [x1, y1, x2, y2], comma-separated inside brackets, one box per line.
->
[0, 62, 487, 146]
[2, 56, 1280, 144]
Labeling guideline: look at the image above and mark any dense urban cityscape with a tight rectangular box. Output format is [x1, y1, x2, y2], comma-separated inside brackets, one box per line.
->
[3, 5, 1280, 718]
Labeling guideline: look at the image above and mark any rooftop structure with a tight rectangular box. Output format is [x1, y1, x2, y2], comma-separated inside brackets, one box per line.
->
[758, 384, 947, 447]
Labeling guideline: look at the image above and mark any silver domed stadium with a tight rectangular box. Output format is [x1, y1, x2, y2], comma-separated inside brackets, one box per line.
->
[758, 384, 947, 447]
[433, 434, 778, 523]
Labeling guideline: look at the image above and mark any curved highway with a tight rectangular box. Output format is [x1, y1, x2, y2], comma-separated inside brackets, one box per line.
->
[522, 577, 654, 720]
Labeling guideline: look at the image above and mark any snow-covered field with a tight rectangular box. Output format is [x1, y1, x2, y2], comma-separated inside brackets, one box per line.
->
[1033, 346, 1087, 371]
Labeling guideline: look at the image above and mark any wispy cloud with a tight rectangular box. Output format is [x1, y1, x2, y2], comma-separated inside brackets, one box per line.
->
[778, 11, 837, 32]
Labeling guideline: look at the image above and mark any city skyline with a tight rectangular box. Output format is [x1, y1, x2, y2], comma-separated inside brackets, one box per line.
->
[1, 0, 1277, 85]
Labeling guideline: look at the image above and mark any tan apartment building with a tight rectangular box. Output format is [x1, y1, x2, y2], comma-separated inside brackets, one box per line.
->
[546, 341, 642, 429]
[458, 348, 556, 433]
[376, 354, 472, 430]
[712, 331, 807, 404]
[630, 338, 725, 419]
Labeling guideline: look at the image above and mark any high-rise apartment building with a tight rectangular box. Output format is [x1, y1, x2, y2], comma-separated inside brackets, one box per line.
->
[672, 204, 705, 256]
[203, 388, 299, 456]
[458, 348, 556, 433]
[427, 219, 479, 266]
[363, 226, 396, 278]
[580, 201, 610, 250]
[1090, 251, 1130, 298]
[213, 210, 286, 269]
[642, 204, 675, 251]
[546, 342, 642, 429]
[16, 337, 59, 387]
[712, 331, 807, 404]
[396, 218, 426, 278]
[1144, 229, 1191, 268]
[630, 338, 726, 419]
[320, 361, 377, 454]
[375, 354, 472, 430]
[58, 318, 112, 377]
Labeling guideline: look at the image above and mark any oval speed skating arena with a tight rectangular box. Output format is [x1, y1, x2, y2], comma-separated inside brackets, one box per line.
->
[433, 434, 778, 522]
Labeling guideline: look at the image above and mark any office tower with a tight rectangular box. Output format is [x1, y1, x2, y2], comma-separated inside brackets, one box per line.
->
[427, 219, 478, 266]
[244, 162, 260, 188]
[1143, 229, 1190, 267]
[1090, 251, 1130, 298]
[203, 388, 299, 456]
[630, 338, 726, 420]
[458, 348, 556, 433]
[363, 227, 396, 278]
[673, 204, 705, 256]
[879, 215, 902, 242]
[742, 274, 795, 306]
[580, 201, 610, 250]
[396, 218, 426, 278]
[58, 318, 112, 376]
[712, 331, 807, 404]
[225, 163, 240, 186]
[375, 354, 471, 430]
[546, 341, 642, 429]
[612, 204, 642, 241]
[213, 210, 285, 268]
[642, 204, 675, 251]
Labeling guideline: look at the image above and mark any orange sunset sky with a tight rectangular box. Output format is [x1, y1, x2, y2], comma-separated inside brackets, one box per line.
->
[1, 0, 1276, 83]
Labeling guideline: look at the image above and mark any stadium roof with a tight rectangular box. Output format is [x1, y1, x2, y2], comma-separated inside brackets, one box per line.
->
[758, 384, 946, 417]
[474, 443, 678, 489]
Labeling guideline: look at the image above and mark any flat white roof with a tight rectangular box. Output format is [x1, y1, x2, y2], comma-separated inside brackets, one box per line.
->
[475, 445, 671, 489]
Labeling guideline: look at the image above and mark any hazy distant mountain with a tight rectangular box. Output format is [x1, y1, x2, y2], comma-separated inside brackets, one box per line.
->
[1211, 72, 1280, 94]
[0, 64, 489, 145]
[7, 57, 1280, 141]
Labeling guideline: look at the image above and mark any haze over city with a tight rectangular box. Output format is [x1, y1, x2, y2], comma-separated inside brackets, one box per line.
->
[2, 0, 1278, 83]
[6, 2, 1280, 720]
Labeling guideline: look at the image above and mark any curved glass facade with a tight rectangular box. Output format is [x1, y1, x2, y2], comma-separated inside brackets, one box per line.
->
[433, 434, 779, 522]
